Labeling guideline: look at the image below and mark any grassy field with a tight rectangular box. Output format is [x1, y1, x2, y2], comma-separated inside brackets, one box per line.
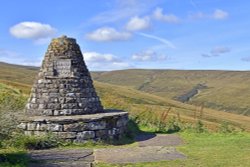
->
[1, 62, 250, 116]
[97, 132, 250, 167]
[0, 61, 250, 131]
[0, 77, 250, 132]
[92, 69, 250, 115]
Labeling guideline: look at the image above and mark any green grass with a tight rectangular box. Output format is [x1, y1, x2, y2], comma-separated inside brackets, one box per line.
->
[92, 69, 250, 115]
[1, 76, 250, 132]
[0, 148, 29, 167]
[96, 132, 250, 167]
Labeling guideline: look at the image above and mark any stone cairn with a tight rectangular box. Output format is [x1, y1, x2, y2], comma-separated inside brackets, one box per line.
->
[19, 36, 128, 142]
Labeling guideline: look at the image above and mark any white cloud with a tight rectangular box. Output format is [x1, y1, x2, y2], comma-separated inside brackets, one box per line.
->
[153, 7, 180, 23]
[126, 16, 150, 31]
[137, 32, 176, 49]
[9, 22, 56, 40]
[84, 52, 121, 63]
[189, 9, 228, 20]
[83, 51, 132, 70]
[212, 9, 229, 20]
[132, 50, 167, 61]
[86, 27, 131, 42]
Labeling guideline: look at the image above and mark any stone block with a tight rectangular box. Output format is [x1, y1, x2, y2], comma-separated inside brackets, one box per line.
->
[24, 131, 33, 136]
[76, 131, 95, 140]
[38, 103, 46, 109]
[33, 131, 47, 136]
[27, 123, 37, 130]
[61, 103, 77, 109]
[95, 130, 108, 138]
[43, 109, 53, 116]
[47, 103, 61, 110]
[56, 132, 77, 139]
[108, 128, 119, 136]
[116, 117, 129, 127]
[18, 123, 27, 130]
[66, 93, 76, 98]
[64, 123, 87, 131]
[87, 121, 106, 130]
[42, 124, 63, 131]
[49, 93, 59, 97]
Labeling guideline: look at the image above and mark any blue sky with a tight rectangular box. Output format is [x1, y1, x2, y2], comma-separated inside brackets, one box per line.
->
[0, 0, 250, 71]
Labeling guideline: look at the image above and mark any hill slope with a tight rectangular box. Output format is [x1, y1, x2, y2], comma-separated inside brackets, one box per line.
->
[92, 69, 250, 115]
[1, 61, 250, 116]
[1, 78, 250, 131]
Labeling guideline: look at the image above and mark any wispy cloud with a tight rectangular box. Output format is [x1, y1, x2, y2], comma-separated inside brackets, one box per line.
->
[211, 46, 231, 55]
[137, 32, 176, 49]
[202, 46, 231, 58]
[190, 0, 198, 10]
[90, 0, 160, 24]
[212, 9, 229, 20]
[241, 56, 250, 62]
[132, 49, 167, 61]
[85, 27, 131, 42]
[189, 9, 229, 20]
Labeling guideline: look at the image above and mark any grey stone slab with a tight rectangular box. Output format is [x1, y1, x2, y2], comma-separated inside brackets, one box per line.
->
[135, 133, 183, 147]
[94, 146, 186, 164]
[29, 149, 94, 162]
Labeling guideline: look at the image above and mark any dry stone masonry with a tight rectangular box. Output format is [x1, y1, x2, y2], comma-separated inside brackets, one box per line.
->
[19, 36, 128, 142]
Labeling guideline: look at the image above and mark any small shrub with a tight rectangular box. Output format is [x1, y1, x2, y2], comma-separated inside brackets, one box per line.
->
[219, 121, 235, 133]
[157, 108, 171, 132]
[4, 133, 60, 150]
[0, 91, 27, 111]
[126, 119, 141, 138]
[166, 117, 181, 133]
[194, 120, 206, 133]
[0, 112, 20, 140]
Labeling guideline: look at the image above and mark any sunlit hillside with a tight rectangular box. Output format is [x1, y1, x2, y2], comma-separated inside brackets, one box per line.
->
[0, 62, 250, 131]
[92, 69, 250, 115]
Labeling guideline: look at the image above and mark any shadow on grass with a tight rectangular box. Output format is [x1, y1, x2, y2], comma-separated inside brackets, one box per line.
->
[109, 119, 157, 145]
[0, 151, 30, 167]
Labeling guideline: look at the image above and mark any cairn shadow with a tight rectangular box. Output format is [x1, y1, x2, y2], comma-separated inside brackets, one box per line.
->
[110, 119, 156, 145]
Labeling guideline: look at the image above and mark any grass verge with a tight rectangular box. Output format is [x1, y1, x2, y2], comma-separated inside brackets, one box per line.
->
[96, 131, 250, 167]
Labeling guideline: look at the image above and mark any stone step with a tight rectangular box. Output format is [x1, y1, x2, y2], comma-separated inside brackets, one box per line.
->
[29, 149, 94, 167]
[29, 161, 92, 167]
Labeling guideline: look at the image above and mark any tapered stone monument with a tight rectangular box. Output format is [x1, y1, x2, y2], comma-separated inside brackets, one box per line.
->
[19, 36, 128, 142]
